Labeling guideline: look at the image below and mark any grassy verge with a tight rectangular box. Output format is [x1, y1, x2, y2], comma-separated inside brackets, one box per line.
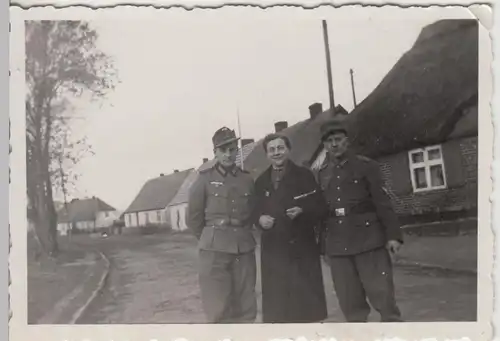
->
[396, 233, 477, 272]
[27, 234, 100, 324]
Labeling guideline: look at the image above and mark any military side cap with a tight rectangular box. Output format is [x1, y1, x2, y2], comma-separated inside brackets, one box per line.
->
[212, 127, 239, 148]
[320, 118, 348, 140]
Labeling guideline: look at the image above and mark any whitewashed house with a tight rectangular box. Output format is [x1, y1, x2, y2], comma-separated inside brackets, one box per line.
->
[56, 197, 119, 235]
[166, 140, 257, 231]
[123, 169, 192, 230]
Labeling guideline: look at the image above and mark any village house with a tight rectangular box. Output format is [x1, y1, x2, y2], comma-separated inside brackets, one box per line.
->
[57, 197, 120, 235]
[166, 139, 258, 231]
[337, 18, 477, 224]
[243, 19, 478, 226]
[123, 169, 192, 230]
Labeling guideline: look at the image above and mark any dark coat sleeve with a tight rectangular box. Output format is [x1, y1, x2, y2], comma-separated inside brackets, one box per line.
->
[365, 159, 403, 243]
[295, 168, 328, 224]
[187, 175, 206, 239]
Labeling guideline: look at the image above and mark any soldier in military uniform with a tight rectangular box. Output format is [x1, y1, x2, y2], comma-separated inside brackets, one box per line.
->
[316, 119, 404, 322]
[187, 127, 257, 323]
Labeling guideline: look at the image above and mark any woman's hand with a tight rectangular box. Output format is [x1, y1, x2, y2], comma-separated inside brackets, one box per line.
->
[259, 215, 275, 229]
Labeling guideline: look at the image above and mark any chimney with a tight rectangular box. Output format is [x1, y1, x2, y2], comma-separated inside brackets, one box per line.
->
[202, 158, 209, 164]
[174, 169, 179, 173]
[274, 121, 288, 133]
[160, 173, 165, 177]
[309, 102, 323, 119]
[241, 138, 254, 147]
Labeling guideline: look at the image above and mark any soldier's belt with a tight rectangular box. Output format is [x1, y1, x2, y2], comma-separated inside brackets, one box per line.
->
[328, 201, 375, 217]
[207, 218, 245, 228]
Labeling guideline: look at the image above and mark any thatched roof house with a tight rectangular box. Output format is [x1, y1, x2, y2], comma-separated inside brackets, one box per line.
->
[346, 19, 478, 158]
[242, 19, 479, 220]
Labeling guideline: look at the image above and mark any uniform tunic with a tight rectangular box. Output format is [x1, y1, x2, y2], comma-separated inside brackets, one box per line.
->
[254, 161, 328, 323]
[316, 151, 403, 322]
[187, 163, 257, 323]
[317, 151, 402, 255]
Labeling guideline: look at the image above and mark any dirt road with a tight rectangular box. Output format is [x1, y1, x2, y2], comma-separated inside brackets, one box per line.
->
[77, 233, 477, 324]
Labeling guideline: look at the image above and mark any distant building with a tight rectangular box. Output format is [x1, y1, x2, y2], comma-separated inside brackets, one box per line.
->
[57, 197, 119, 235]
[166, 169, 199, 231]
[123, 169, 192, 230]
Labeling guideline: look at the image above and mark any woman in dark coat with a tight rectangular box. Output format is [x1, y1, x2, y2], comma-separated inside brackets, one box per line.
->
[254, 133, 329, 323]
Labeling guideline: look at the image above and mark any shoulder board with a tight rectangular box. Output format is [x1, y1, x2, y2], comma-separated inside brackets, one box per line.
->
[356, 155, 374, 163]
[199, 167, 213, 174]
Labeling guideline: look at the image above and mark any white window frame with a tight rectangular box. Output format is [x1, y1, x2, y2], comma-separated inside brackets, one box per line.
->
[408, 144, 447, 193]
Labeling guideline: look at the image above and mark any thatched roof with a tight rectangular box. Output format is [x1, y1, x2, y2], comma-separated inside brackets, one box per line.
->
[124, 169, 192, 213]
[346, 19, 478, 158]
[57, 197, 116, 223]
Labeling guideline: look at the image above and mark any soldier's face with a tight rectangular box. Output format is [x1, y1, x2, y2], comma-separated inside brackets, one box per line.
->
[214, 141, 238, 167]
[323, 132, 349, 158]
[265, 138, 290, 168]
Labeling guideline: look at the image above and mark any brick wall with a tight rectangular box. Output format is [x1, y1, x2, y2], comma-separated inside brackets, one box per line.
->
[377, 136, 478, 216]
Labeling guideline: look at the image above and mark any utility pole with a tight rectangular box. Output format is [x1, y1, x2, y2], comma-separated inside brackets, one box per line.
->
[350, 68, 357, 108]
[322, 20, 335, 111]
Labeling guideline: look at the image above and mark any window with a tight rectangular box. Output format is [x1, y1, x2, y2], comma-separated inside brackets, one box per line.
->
[157, 211, 162, 223]
[408, 145, 447, 192]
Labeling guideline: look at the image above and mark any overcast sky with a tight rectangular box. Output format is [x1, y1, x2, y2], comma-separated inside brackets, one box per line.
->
[64, 7, 470, 211]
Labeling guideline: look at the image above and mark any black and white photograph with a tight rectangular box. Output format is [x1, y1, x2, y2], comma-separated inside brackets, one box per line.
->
[8, 4, 493, 341]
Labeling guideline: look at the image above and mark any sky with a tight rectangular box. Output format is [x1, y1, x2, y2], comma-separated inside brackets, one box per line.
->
[63, 6, 471, 211]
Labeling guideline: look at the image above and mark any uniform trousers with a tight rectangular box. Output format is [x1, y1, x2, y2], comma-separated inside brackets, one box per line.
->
[198, 249, 257, 323]
[328, 247, 402, 322]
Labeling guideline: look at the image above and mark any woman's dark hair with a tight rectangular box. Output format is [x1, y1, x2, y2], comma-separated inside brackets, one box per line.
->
[262, 133, 292, 153]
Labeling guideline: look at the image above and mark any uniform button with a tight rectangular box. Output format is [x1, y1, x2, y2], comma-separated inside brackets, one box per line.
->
[337, 186, 340, 190]
[215, 193, 219, 196]
[344, 247, 348, 251]
[232, 200, 235, 203]
[337, 198, 341, 201]
[338, 220, 342, 224]
[337, 176, 340, 179]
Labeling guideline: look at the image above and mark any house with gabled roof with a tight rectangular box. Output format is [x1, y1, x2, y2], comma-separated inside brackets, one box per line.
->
[57, 196, 119, 235]
[123, 169, 192, 229]
[244, 19, 478, 225]
[166, 139, 258, 231]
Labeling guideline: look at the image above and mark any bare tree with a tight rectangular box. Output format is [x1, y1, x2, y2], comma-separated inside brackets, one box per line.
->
[25, 20, 118, 256]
